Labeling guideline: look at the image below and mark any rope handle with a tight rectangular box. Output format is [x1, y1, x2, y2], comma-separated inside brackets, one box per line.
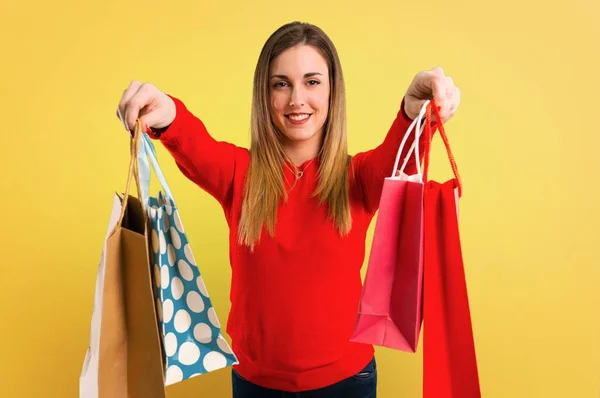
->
[422, 100, 463, 197]
[112, 120, 148, 235]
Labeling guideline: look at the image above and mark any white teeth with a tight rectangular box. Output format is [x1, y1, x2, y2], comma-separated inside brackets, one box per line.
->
[289, 114, 309, 121]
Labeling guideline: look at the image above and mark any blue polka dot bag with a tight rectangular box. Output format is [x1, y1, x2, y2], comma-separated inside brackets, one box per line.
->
[137, 132, 239, 386]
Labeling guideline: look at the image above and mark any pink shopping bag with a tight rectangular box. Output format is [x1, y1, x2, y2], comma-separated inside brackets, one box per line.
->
[351, 103, 430, 352]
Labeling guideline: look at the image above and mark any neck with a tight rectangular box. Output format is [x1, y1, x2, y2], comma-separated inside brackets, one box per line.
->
[283, 135, 322, 166]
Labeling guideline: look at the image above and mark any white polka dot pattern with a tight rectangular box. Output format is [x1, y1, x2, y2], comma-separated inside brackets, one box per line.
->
[165, 365, 183, 384]
[147, 190, 238, 386]
[167, 245, 176, 266]
[162, 299, 174, 323]
[178, 342, 200, 365]
[159, 231, 167, 255]
[187, 291, 205, 313]
[160, 266, 170, 290]
[203, 351, 227, 372]
[174, 309, 191, 333]
[170, 227, 181, 249]
[217, 334, 234, 354]
[194, 322, 212, 344]
[178, 260, 193, 282]
[165, 332, 178, 357]
[171, 277, 184, 301]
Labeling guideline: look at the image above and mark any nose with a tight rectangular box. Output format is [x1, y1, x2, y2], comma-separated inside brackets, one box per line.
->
[289, 87, 305, 107]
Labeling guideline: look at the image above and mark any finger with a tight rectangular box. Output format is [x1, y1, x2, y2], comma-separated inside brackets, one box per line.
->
[117, 80, 143, 130]
[412, 99, 430, 115]
[446, 76, 456, 111]
[429, 75, 447, 108]
[413, 98, 441, 123]
[117, 81, 142, 133]
[124, 83, 155, 131]
[138, 108, 163, 132]
[440, 87, 460, 122]
[443, 78, 456, 118]
[431, 66, 445, 77]
[116, 105, 129, 133]
[118, 81, 142, 114]
[451, 87, 461, 116]
[446, 77, 454, 98]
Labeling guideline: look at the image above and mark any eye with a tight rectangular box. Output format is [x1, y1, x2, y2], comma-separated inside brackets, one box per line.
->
[307, 79, 320, 86]
[273, 81, 289, 89]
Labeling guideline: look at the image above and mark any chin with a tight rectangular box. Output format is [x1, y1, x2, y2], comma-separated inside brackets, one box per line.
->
[281, 126, 318, 142]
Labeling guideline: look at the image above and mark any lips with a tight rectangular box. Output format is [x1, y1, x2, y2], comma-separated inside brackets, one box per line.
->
[288, 113, 310, 120]
[285, 113, 312, 125]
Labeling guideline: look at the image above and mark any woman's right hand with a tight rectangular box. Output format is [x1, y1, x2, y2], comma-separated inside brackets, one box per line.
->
[116, 80, 176, 133]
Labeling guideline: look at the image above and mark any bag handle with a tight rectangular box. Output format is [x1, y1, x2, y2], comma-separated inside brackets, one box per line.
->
[137, 132, 175, 206]
[391, 100, 430, 179]
[113, 119, 148, 233]
[422, 101, 463, 197]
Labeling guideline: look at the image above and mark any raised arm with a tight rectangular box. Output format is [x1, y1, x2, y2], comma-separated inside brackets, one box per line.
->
[150, 96, 244, 210]
[117, 81, 245, 211]
[351, 67, 461, 214]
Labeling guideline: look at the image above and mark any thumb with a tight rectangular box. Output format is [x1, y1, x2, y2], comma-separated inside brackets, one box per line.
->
[119, 111, 160, 138]
[138, 110, 164, 134]
[428, 75, 447, 109]
[410, 99, 438, 123]
[139, 94, 176, 131]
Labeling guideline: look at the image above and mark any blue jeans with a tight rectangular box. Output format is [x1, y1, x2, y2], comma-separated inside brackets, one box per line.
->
[231, 357, 377, 398]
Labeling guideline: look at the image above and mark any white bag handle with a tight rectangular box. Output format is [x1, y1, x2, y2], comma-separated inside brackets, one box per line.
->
[390, 100, 430, 180]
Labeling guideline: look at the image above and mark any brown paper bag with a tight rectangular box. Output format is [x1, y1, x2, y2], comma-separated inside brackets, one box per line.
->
[80, 124, 166, 398]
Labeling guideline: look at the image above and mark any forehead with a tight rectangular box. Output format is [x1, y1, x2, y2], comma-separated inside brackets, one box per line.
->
[270, 44, 328, 76]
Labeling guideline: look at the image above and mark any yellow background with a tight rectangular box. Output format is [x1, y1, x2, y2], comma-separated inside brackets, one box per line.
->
[1, 0, 598, 396]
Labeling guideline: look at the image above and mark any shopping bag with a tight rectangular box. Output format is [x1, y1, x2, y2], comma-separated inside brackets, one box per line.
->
[134, 122, 239, 385]
[350, 101, 430, 352]
[79, 126, 166, 397]
[421, 102, 481, 398]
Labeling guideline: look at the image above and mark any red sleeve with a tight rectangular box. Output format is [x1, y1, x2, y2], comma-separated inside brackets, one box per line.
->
[352, 97, 437, 214]
[148, 95, 245, 210]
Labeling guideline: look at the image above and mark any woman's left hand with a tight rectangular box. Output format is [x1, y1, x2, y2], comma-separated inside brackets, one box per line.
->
[403, 66, 461, 123]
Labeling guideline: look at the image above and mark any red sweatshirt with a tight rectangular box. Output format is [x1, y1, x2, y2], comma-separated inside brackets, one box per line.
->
[151, 95, 429, 391]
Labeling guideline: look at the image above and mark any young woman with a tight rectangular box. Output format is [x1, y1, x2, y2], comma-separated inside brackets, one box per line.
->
[117, 21, 460, 398]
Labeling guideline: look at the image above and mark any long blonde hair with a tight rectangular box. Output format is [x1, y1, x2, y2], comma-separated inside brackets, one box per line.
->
[238, 21, 351, 249]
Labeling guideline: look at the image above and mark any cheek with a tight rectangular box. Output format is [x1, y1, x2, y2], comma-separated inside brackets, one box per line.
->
[313, 88, 330, 114]
[270, 93, 287, 115]
[320, 99, 329, 114]
[315, 96, 329, 117]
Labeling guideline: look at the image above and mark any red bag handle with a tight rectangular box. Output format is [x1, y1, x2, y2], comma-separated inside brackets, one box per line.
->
[422, 100, 463, 197]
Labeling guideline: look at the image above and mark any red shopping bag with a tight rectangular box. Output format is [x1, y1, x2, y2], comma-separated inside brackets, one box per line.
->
[351, 107, 430, 352]
[422, 103, 481, 397]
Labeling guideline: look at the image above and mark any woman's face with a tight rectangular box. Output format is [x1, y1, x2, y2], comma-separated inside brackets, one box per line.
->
[269, 44, 330, 151]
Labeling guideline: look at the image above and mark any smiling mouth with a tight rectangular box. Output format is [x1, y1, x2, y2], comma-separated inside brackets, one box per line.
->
[286, 113, 311, 121]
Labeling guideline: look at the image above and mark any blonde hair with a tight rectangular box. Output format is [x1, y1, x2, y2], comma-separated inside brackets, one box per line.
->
[238, 21, 351, 249]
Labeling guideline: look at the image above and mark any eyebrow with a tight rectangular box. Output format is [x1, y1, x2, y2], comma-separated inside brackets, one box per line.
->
[270, 72, 323, 80]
